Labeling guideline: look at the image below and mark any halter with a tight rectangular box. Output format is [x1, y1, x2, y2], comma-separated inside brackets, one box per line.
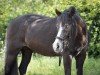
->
[56, 36, 64, 41]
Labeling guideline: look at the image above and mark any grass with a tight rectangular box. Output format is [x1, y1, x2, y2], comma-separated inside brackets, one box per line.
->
[0, 54, 100, 75]
[25, 56, 64, 75]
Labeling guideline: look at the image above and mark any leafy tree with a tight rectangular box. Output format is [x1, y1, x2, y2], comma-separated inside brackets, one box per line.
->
[0, 0, 100, 57]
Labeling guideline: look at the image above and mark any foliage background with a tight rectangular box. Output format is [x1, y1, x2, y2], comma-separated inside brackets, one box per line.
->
[0, 0, 100, 57]
[0, 0, 100, 75]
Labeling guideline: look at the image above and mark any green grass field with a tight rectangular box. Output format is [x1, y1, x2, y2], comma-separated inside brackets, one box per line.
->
[0, 55, 100, 75]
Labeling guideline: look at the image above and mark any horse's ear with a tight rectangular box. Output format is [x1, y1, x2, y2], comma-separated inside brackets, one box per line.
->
[55, 9, 61, 16]
[68, 6, 76, 17]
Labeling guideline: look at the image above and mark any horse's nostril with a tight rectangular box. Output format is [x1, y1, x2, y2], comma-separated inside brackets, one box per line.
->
[57, 43, 59, 49]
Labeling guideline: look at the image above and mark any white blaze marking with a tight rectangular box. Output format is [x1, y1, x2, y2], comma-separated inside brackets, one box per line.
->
[57, 25, 64, 38]
[53, 25, 64, 53]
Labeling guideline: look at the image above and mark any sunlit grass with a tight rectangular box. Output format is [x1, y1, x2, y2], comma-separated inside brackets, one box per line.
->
[18, 55, 100, 75]
[0, 54, 100, 75]
[18, 56, 64, 75]
[84, 58, 100, 75]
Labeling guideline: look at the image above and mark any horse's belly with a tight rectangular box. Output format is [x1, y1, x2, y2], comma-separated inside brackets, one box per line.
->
[34, 48, 60, 56]
[30, 43, 59, 56]
[25, 37, 59, 56]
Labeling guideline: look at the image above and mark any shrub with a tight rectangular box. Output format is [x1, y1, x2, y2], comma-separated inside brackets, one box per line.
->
[0, 0, 100, 57]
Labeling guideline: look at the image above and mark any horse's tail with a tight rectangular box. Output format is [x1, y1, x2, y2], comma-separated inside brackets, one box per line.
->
[4, 44, 19, 75]
[4, 25, 19, 75]
[4, 42, 19, 75]
[10, 59, 18, 75]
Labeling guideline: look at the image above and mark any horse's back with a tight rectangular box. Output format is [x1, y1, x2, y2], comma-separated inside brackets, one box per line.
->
[6, 14, 49, 49]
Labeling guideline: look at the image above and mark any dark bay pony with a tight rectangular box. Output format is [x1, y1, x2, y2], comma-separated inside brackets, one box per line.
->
[5, 6, 88, 75]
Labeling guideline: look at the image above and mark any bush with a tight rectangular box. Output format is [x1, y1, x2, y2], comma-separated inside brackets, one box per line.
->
[0, 0, 100, 57]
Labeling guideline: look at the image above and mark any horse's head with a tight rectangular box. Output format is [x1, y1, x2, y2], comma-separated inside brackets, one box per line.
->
[53, 6, 77, 53]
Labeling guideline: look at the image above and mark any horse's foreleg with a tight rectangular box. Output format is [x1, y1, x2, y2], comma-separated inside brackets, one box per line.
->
[63, 52, 72, 75]
[75, 50, 86, 75]
[5, 48, 19, 75]
[19, 47, 32, 75]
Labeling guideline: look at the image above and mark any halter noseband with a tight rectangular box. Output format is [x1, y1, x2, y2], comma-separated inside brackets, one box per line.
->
[56, 36, 65, 41]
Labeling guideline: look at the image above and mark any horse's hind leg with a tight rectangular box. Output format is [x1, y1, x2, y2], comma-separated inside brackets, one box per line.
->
[19, 46, 32, 75]
[5, 47, 20, 75]
[11, 59, 18, 75]
[75, 50, 86, 75]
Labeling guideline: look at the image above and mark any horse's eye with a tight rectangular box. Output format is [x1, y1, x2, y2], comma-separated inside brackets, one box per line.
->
[65, 24, 69, 28]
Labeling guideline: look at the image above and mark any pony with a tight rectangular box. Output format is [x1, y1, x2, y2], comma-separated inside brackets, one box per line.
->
[5, 6, 88, 75]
